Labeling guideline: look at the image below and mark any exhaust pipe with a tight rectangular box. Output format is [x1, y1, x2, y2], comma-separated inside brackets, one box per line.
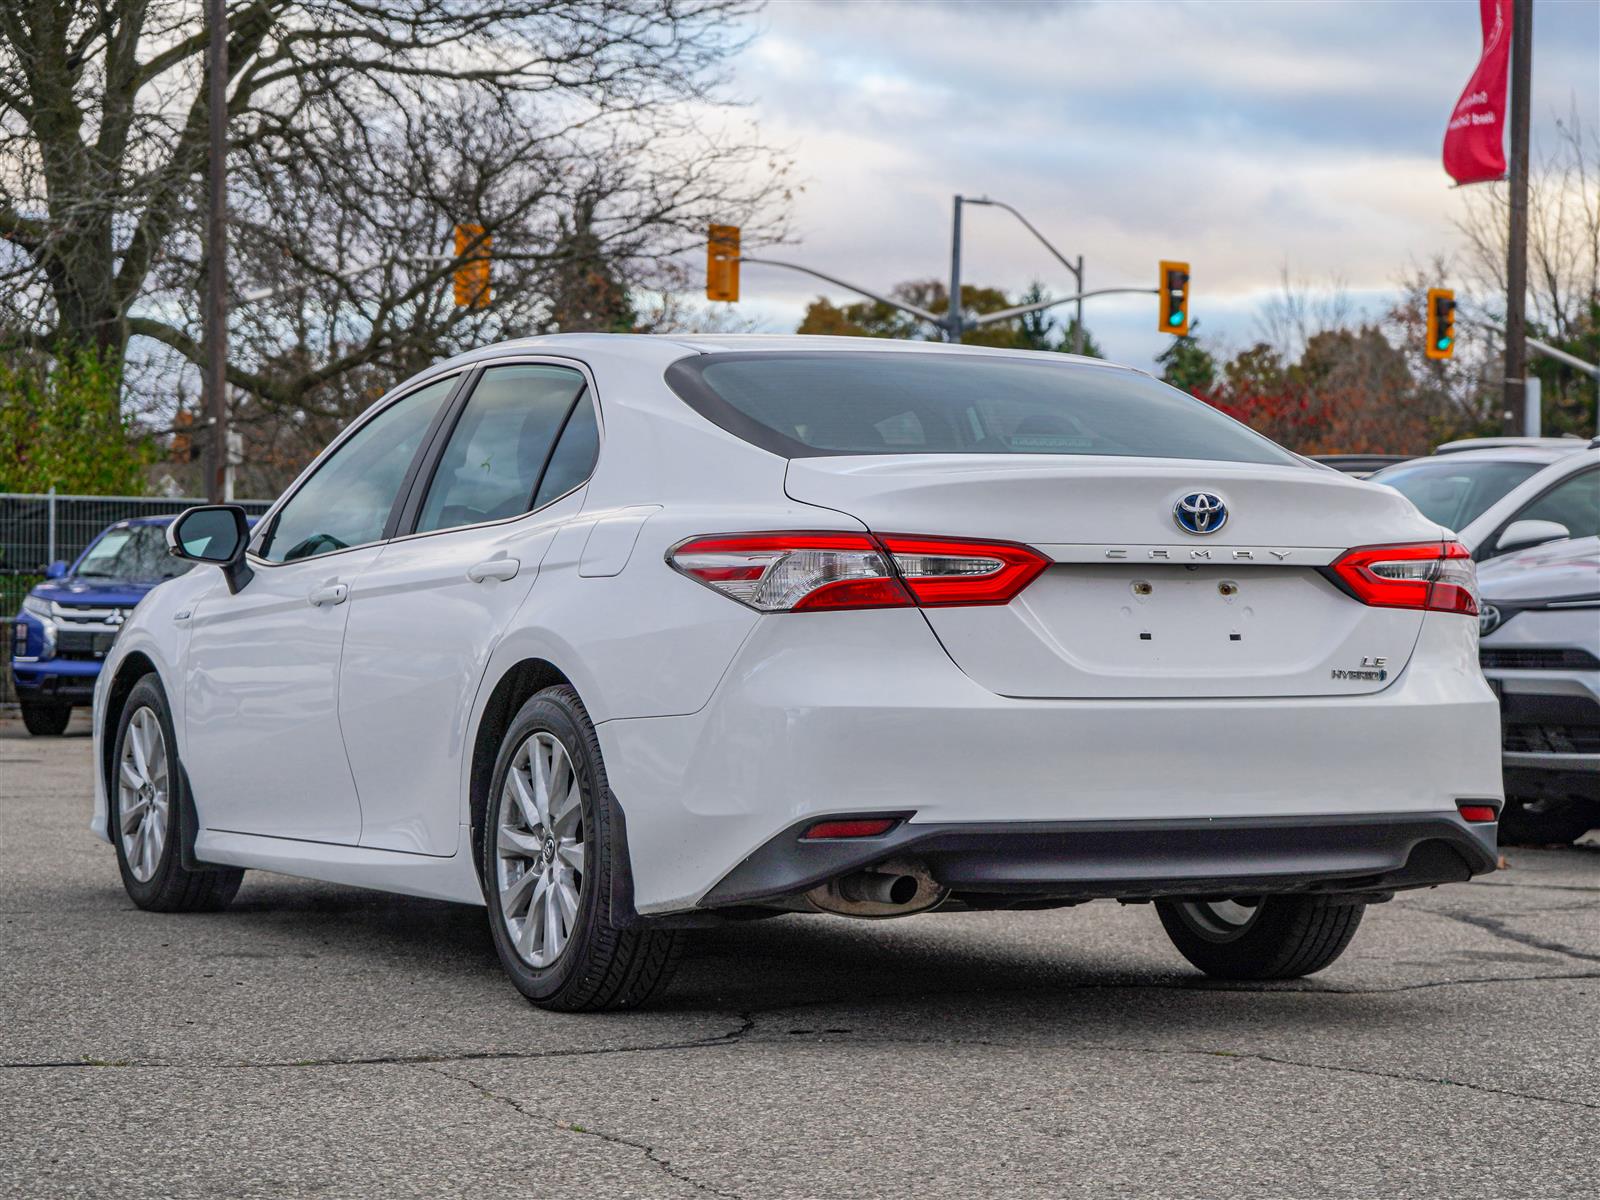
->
[839, 871, 919, 906]
[805, 859, 948, 918]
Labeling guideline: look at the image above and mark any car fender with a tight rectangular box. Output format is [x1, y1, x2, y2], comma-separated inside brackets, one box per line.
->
[90, 569, 221, 843]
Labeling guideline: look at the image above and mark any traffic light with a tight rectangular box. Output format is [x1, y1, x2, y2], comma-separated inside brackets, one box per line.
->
[1158, 260, 1190, 336]
[1425, 288, 1456, 360]
[453, 223, 491, 308]
[707, 224, 740, 302]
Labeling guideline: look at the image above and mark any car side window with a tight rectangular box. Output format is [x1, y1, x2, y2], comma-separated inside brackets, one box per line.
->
[414, 365, 588, 535]
[258, 376, 456, 563]
[1509, 467, 1600, 543]
[532, 390, 600, 508]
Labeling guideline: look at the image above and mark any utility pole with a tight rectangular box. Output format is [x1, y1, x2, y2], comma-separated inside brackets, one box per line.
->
[1073, 254, 1085, 355]
[946, 195, 964, 343]
[203, 0, 229, 504]
[1502, 0, 1533, 436]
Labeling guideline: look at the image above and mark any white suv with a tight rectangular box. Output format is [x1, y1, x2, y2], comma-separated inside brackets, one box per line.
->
[1479, 535, 1600, 843]
[92, 336, 1503, 1010]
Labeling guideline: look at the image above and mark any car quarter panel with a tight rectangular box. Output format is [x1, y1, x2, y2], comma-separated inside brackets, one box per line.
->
[599, 608, 1501, 914]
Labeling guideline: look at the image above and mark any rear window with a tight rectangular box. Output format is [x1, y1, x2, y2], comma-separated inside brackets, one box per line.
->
[665, 351, 1300, 466]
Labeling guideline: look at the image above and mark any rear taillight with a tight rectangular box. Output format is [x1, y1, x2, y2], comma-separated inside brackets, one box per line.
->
[667, 531, 1049, 613]
[878, 535, 1051, 607]
[1327, 540, 1479, 616]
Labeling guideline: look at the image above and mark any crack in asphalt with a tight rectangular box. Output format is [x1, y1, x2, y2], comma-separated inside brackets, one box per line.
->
[1431, 909, 1600, 965]
[0, 1014, 758, 1072]
[12, 971, 1600, 1072]
[1138, 1046, 1600, 1112]
[425, 1062, 745, 1199]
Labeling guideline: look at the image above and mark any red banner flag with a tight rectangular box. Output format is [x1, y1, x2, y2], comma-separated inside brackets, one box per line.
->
[1443, 0, 1512, 185]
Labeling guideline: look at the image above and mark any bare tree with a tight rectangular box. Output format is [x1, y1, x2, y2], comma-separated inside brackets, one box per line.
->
[1454, 110, 1600, 339]
[1, 2, 788, 432]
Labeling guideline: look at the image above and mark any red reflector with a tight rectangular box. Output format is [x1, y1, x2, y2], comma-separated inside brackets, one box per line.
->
[802, 818, 897, 839]
[1458, 804, 1498, 823]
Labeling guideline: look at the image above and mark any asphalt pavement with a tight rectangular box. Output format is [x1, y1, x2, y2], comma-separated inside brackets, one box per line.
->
[3, 712, 1597, 1199]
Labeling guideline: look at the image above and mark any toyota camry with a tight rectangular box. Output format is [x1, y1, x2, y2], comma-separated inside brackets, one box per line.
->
[91, 335, 1503, 1010]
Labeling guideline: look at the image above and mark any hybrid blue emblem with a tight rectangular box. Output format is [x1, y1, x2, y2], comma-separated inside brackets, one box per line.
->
[1173, 492, 1228, 535]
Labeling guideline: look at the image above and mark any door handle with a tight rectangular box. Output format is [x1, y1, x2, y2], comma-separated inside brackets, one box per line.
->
[308, 583, 349, 607]
[467, 557, 520, 583]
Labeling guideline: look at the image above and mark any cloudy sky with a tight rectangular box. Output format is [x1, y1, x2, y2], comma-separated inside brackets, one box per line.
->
[721, 0, 1600, 367]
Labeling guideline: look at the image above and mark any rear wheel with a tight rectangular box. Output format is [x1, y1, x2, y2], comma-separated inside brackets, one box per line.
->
[482, 686, 682, 1011]
[1498, 795, 1597, 846]
[111, 676, 244, 912]
[20, 701, 71, 736]
[1156, 894, 1365, 980]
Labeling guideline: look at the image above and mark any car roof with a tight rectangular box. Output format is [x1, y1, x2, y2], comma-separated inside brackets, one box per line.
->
[1435, 436, 1590, 454]
[434, 332, 1131, 373]
[1375, 445, 1579, 469]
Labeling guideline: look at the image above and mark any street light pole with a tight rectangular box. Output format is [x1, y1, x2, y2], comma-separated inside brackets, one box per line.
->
[959, 196, 1088, 352]
[203, 0, 229, 503]
[1073, 254, 1085, 355]
[947, 195, 965, 343]
[1502, 0, 1534, 435]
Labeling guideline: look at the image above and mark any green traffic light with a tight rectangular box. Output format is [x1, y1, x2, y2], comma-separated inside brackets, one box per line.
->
[1436, 337, 1451, 351]
[1169, 312, 1184, 326]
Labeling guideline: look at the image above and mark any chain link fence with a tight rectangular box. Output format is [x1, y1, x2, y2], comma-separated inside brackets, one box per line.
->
[3, 491, 274, 705]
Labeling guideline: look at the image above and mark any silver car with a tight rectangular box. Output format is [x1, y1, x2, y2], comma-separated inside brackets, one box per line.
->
[1478, 535, 1600, 843]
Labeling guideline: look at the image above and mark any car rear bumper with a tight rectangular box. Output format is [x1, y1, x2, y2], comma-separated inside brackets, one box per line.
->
[600, 609, 1503, 914]
[700, 812, 1499, 907]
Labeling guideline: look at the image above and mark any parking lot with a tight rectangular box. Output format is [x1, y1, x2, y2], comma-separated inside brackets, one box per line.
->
[2, 714, 1597, 1199]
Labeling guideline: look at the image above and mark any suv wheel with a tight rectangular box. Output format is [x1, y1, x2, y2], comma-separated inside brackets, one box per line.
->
[1156, 894, 1366, 980]
[20, 701, 71, 736]
[482, 686, 682, 1011]
[111, 676, 245, 912]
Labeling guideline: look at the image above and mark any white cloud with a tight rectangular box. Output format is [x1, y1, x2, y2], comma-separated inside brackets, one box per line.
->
[727, 0, 1600, 366]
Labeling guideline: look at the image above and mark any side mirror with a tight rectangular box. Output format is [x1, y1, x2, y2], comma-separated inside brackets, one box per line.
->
[167, 505, 254, 593]
[1495, 518, 1570, 555]
[44, 560, 68, 579]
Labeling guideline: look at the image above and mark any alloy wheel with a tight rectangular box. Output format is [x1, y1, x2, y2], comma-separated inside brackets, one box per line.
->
[118, 706, 170, 883]
[496, 731, 586, 968]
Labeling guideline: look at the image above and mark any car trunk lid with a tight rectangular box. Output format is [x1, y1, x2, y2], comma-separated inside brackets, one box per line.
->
[787, 454, 1444, 699]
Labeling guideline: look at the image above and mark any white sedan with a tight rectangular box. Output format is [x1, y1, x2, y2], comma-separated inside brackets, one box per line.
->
[92, 336, 1503, 1010]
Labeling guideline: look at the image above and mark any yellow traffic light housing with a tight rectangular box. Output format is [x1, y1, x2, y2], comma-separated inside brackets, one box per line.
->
[453, 223, 491, 308]
[1425, 288, 1457, 360]
[707, 224, 741, 302]
[1158, 260, 1190, 336]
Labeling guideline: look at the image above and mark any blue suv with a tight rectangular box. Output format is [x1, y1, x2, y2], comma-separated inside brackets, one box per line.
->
[10, 517, 192, 735]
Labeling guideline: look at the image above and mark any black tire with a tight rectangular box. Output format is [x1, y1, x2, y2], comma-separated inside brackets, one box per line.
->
[1156, 894, 1365, 980]
[1498, 795, 1597, 846]
[110, 675, 244, 913]
[481, 685, 682, 1012]
[20, 701, 71, 736]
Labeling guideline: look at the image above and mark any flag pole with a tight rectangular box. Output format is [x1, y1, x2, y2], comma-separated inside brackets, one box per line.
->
[1502, 0, 1533, 436]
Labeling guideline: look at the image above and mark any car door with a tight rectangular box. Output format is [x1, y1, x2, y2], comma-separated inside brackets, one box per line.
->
[338, 362, 601, 855]
[182, 374, 460, 843]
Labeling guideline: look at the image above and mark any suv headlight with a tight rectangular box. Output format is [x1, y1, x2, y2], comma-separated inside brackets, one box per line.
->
[17, 595, 56, 659]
